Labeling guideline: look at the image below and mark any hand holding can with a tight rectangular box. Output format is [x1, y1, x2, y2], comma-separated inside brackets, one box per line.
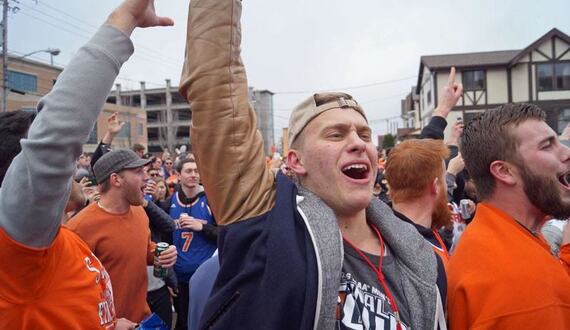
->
[153, 242, 170, 278]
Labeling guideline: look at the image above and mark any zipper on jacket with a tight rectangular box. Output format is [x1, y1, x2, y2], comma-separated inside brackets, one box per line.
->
[204, 290, 241, 329]
[296, 195, 323, 330]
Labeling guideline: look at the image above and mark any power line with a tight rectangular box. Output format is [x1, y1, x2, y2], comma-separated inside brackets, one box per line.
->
[16, 8, 182, 70]
[19, 2, 94, 37]
[272, 75, 416, 95]
[368, 115, 402, 123]
[27, 0, 183, 64]
[32, 0, 99, 29]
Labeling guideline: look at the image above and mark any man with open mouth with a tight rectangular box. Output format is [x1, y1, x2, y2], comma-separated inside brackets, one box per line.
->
[448, 103, 570, 329]
[179, 1, 446, 329]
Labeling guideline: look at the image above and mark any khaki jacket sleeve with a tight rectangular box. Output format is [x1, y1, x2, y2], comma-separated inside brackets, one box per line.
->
[179, 0, 276, 226]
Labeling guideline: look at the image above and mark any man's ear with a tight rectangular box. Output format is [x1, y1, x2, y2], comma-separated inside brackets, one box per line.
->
[430, 177, 439, 195]
[109, 173, 122, 188]
[287, 149, 307, 176]
[489, 160, 517, 186]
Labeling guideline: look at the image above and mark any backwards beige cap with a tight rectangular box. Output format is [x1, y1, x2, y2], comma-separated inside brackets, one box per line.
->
[287, 92, 367, 147]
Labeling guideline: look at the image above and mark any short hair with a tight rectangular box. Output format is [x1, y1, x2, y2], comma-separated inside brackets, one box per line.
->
[384, 139, 449, 203]
[99, 170, 127, 193]
[176, 157, 196, 173]
[460, 103, 545, 200]
[0, 110, 36, 186]
[132, 143, 145, 152]
[99, 178, 112, 193]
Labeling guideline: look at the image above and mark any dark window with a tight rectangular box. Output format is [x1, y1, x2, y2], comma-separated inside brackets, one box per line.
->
[463, 110, 485, 124]
[148, 145, 163, 153]
[87, 124, 98, 144]
[537, 64, 554, 90]
[132, 95, 142, 107]
[462, 70, 485, 91]
[555, 63, 570, 90]
[537, 62, 570, 91]
[146, 94, 164, 106]
[172, 92, 186, 104]
[177, 110, 191, 121]
[147, 110, 159, 123]
[7, 70, 37, 93]
[148, 127, 159, 141]
[176, 126, 190, 138]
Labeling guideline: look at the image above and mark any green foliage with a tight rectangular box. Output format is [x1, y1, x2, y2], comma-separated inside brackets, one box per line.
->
[382, 133, 395, 149]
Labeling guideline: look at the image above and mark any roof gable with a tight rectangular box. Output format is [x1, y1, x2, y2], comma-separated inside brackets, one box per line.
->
[509, 28, 570, 65]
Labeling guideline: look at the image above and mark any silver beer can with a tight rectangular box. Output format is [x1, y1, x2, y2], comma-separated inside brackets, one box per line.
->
[459, 199, 471, 219]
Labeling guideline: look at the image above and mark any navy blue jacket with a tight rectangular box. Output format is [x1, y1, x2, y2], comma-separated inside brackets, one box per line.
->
[198, 174, 318, 329]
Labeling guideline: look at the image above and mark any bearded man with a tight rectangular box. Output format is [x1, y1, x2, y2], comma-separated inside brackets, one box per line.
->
[67, 149, 177, 323]
[384, 139, 452, 268]
[448, 103, 570, 329]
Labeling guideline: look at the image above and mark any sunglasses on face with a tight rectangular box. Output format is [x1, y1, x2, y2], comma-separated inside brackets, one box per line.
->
[149, 173, 161, 177]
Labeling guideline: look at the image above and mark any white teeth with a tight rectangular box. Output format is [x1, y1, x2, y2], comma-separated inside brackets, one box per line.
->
[342, 164, 368, 172]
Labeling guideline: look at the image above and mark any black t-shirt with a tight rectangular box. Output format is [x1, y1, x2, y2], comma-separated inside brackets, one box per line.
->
[336, 241, 411, 330]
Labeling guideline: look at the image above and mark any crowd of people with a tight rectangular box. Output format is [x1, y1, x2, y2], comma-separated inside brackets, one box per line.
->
[0, 0, 569, 329]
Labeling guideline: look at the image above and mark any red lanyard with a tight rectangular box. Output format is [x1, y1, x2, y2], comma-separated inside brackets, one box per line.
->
[431, 229, 450, 258]
[343, 224, 403, 330]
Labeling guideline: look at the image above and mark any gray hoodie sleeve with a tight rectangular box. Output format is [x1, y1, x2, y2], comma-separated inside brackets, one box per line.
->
[0, 25, 133, 248]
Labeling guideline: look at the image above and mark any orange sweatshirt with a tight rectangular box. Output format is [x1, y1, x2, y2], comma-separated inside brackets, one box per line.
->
[448, 203, 570, 329]
[0, 227, 116, 329]
[66, 203, 154, 323]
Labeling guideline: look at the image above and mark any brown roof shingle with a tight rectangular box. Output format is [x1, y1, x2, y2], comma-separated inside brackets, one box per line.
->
[420, 49, 521, 69]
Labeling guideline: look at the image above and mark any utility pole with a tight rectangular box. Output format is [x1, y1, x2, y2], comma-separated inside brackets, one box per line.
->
[2, 0, 8, 112]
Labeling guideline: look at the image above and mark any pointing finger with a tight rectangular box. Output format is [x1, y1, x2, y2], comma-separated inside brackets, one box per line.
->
[448, 67, 456, 87]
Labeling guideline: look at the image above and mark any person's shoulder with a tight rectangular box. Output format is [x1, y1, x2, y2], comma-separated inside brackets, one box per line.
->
[132, 205, 150, 222]
[59, 226, 93, 249]
[132, 205, 148, 215]
[65, 204, 96, 228]
[448, 222, 503, 275]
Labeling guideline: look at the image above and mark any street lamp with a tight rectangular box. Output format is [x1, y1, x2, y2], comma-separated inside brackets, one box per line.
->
[2, 48, 61, 112]
[17, 48, 61, 66]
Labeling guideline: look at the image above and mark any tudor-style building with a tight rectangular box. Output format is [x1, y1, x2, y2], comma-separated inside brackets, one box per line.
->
[403, 28, 570, 138]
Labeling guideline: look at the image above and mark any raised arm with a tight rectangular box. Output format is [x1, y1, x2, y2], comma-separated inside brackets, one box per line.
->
[0, 0, 173, 248]
[91, 112, 126, 168]
[420, 67, 463, 140]
[179, 0, 276, 225]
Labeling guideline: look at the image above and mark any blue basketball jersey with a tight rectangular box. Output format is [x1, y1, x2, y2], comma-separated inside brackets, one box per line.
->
[168, 191, 216, 282]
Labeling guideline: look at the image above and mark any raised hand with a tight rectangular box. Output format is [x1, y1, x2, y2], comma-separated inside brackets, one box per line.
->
[143, 179, 157, 197]
[446, 120, 465, 146]
[447, 154, 465, 176]
[107, 112, 125, 136]
[434, 67, 464, 118]
[106, 0, 174, 36]
[80, 177, 101, 203]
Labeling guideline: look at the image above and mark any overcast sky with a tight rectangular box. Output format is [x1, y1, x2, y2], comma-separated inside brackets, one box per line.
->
[10, 0, 570, 141]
